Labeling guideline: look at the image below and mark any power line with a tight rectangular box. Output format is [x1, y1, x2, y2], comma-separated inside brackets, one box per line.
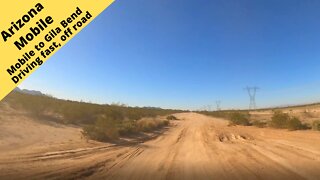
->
[245, 86, 259, 110]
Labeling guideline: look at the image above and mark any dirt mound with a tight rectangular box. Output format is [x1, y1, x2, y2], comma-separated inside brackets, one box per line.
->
[0, 106, 96, 156]
[217, 132, 253, 142]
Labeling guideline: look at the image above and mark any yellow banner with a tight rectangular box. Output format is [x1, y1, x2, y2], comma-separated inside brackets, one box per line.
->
[0, 0, 114, 101]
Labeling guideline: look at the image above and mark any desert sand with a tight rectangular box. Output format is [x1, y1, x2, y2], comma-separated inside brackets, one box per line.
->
[1, 112, 320, 180]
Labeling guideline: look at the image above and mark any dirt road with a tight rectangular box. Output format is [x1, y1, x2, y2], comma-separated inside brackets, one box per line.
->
[1, 113, 320, 180]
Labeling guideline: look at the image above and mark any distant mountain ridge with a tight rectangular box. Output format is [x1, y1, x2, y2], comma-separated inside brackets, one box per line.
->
[14, 87, 46, 97]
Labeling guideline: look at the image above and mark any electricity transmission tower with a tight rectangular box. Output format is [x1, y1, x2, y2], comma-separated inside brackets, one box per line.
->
[215, 101, 221, 111]
[245, 86, 259, 110]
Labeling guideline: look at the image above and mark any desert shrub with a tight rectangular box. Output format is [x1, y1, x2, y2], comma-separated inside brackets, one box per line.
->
[229, 112, 251, 126]
[252, 120, 267, 128]
[201, 111, 251, 126]
[137, 119, 155, 131]
[270, 111, 290, 129]
[136, 118, 169, 132]
[270, 111, 308, 130]
[82, 117, 119, 142]
[286, 117, 306, 131]
[162, 119, 170, 126]
[312, 120, 320, 131]
[167, 115, 178, 120]
[118, 120, 138, 135]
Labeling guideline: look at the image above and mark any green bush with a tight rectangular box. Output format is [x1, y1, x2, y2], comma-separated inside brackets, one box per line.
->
[229, 112, 251, 126]
[312, 120, 320, 131]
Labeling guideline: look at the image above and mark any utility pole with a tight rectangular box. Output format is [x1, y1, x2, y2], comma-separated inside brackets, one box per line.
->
[245, 86, 259, 110]
[215, 101, 221, 111]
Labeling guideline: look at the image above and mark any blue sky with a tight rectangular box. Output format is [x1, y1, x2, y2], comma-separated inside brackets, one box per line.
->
[20, 0, 320, 110]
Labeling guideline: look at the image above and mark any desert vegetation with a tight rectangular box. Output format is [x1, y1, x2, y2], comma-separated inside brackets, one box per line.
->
[199, 110, 233, 119]
[229, 112, 251, 126]
[82, 116, 120, 141]
[200, 110, 252, 126]
[166, 115, 179, 120]
[312, 120, 320, 131]
[1, 91, 182, 141]
[136, 117, 170, 132]
[269, 111, 309, 130]
[251, 120, 267, 128]
[200, 110, 313, 131]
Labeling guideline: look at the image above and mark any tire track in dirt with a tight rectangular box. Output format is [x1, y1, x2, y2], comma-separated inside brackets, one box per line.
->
[1, 112, 320, 180]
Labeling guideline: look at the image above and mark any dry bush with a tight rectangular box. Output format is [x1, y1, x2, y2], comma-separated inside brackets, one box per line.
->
[287, 117, 307, 131]
[270, 111, 308, 130]
[229, 112, 251, 126]
[252, 120, 267, 128]
[118, 120, 138, 135]
[136, 118, 169, 132]
[167, 115, 178, 120]
[270, 111, 290, 129]
[82, 117, 119, 141]
[312, 120, 320, 131]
